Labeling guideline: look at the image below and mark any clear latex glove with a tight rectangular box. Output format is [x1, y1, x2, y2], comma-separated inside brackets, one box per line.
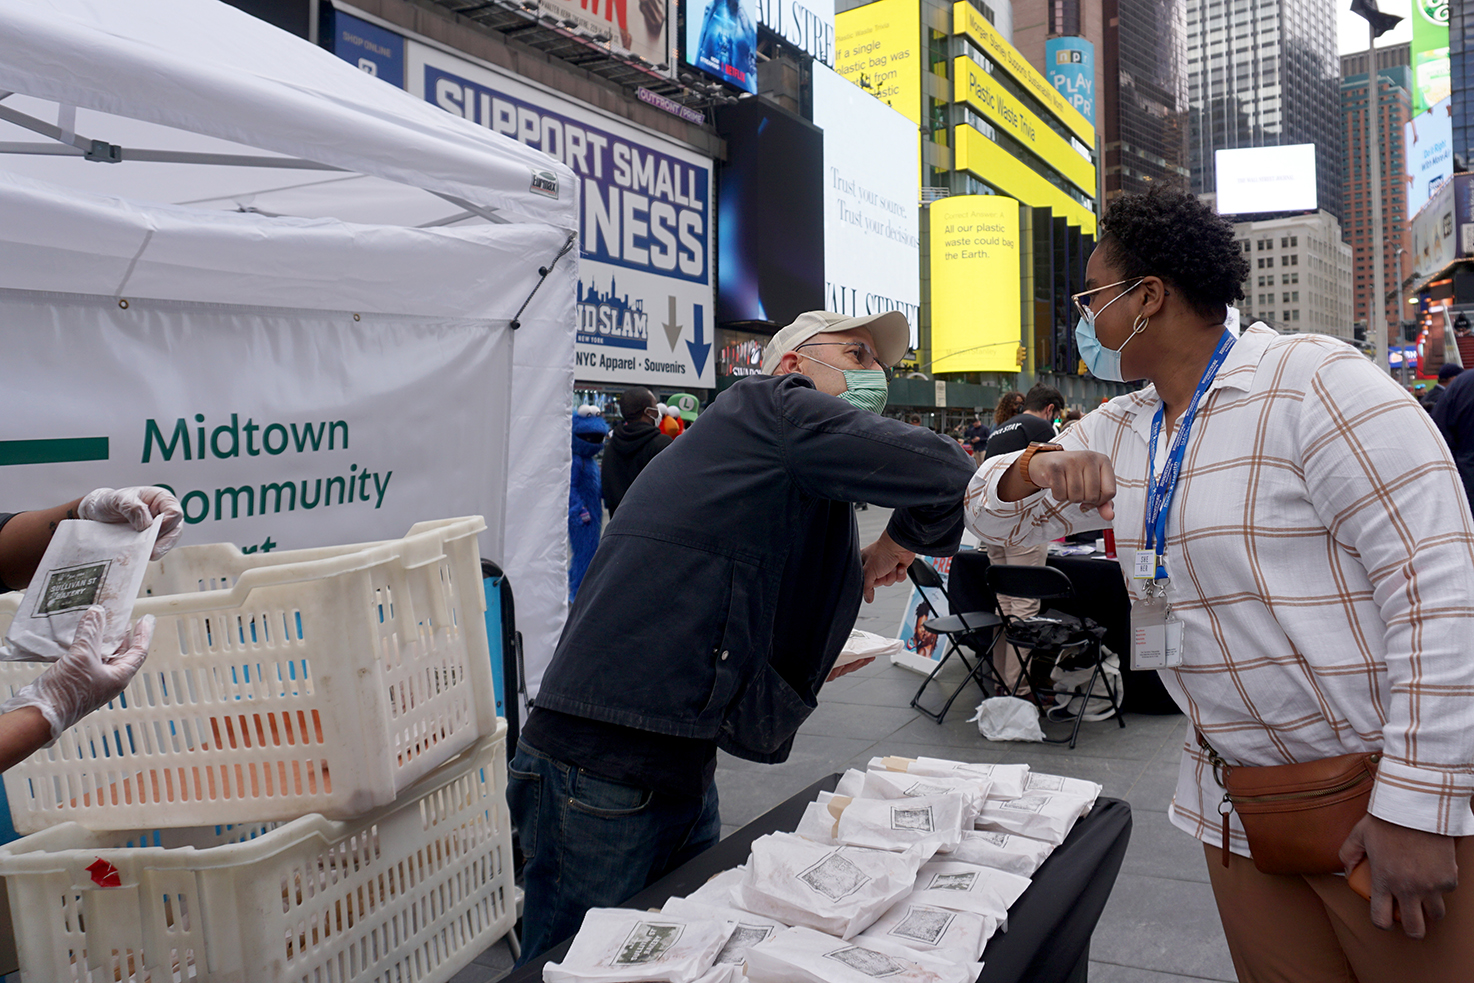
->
[77, 486, 184, 559]
[0, 606, 153, 742]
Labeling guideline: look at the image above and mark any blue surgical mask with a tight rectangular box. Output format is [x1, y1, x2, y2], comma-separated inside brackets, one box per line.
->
[1074, 280, 1145, 383]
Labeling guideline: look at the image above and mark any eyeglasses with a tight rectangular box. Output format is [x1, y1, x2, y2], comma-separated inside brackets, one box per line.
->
[796, 341, 889, 376]
[1070, 277, 1145, 322]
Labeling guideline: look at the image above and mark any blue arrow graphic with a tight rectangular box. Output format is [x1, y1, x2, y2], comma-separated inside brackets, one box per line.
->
[686, 304, 711, 376]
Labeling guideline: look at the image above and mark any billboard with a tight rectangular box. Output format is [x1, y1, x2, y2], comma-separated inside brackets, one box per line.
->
[813, 65, 921, 347]
[1214, 144, 1318, 215]
[408, 42, 715, 387]
[330, 10, 405, 88]
[1405, 97, 1453, 220]
[755, 0, 834, 66]
[1411, 172, 1461, 277]
[929, 195, 1021, 373]
[1411, 0, 1450, 116]
[686, 0, 758, 93]
[714, 99, 825, 326]
[952, 2, 1094, 146]
[954, 56, 1095, 195]
[835, 0, 922, 126]
[953, 125, 1096, 233]
[1044, 37, 1095, 126]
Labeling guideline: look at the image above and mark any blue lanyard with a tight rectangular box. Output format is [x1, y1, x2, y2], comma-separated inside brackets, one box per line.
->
[1144, 330, 1236, 581]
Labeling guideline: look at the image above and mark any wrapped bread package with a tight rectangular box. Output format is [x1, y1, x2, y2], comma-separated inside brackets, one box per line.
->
[744, 926, 979, 983]
[685, 867, 749, 908]
[870, 757, 1030, 801]
[661, 897, 788, 967]
[543, 909, 735, 983]
[1022, 771, 1101, 808]
[857, 894, 996, 965]
[949, 829, 1055, 877]
[860, 770, 989, 827]
[738, 833, 933, 939]
[832, 794, 967, 855]
[910, 860, 1033, 922]
[974, 792, 1093, 846]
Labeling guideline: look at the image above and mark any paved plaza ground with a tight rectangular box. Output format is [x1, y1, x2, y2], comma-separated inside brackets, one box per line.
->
[451, 506, 1237, 983]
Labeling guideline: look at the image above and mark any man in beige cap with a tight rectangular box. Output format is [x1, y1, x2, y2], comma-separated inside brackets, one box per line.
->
[510, 310, 978, 961]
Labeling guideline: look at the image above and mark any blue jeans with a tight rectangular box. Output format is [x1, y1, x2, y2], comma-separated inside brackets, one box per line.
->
[507, 739, 721, 964]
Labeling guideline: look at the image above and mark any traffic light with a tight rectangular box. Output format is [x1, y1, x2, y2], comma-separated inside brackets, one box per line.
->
[1354, 322, 1367, 343]
[1402, 320, 1420, 343]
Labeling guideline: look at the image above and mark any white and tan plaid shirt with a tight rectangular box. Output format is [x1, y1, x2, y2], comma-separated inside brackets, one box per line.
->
[966, 323, 1474, 854]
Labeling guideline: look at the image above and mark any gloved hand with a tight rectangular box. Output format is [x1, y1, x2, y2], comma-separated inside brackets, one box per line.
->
[0, 606, 153, 742]
[77, 486, 184, 559]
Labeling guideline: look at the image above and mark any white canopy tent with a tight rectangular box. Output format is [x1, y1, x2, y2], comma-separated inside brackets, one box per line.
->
[0, 0, 579, 697]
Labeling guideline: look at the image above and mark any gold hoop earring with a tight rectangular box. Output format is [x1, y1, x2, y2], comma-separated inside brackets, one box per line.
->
[1131, 312, 1150, 334]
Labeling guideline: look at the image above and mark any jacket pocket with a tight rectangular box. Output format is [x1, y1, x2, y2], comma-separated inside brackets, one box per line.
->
[700, 556, 764, 721]
[717, 662, 817, 759]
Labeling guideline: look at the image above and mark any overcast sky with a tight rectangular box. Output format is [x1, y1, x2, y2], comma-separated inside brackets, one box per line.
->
[1337, 0, 1415, 56]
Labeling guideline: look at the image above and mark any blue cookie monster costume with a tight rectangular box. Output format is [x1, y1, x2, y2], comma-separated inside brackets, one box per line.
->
[568, 405, 610, 601]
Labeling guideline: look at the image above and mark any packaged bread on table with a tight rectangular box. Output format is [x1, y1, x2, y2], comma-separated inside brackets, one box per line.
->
[910, 859, 1032, 922]
[856, 894, 996, 965]
[543, 909, 735, 983]
[974, 792, 1093, 846]
[949, 829, 1055, 876]
[744, 926, 979, 983]
[739, 833, 933, 939]
[869, 756, 1030, 801]
[1021, 771, 1101, 808]
[831, 794, 967, 855]
[859, 770, 988, 826]
[662, 897, 789, 968]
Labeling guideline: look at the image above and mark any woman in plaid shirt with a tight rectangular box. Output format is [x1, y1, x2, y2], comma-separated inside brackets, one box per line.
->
[968, 189, 1474, 980]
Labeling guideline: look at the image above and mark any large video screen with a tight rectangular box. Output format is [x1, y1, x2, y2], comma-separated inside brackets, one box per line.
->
[685, 0, 758, 93]
[812, 64, 920, 349]
[1215, 144, 1318, 215]
[714, 99, 824, 326]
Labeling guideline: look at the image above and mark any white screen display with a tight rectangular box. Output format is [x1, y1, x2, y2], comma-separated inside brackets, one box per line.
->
[812, 64, 921, 348]
[1215, 144, 1318, 215]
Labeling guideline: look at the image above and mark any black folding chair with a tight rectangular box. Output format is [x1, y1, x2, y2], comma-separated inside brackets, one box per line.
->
[905, 558, 1005, 724]
[985, 563, 1125, 749]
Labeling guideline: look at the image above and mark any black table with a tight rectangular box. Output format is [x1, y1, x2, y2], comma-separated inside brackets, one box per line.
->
[505, 775, 1133, 983]
[949, 551, 1180, 715]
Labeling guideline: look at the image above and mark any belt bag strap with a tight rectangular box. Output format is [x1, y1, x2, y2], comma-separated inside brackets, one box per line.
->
[1196, 728, 1380, 875]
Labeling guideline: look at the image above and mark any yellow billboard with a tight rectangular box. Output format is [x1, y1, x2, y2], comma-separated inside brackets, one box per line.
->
[952, 2, 1094, 146]
[953, 56, 1095, 195]
[930, 195, 1021, 374]
[836, 0, 922, 125]
[954, 124, 1096, 234]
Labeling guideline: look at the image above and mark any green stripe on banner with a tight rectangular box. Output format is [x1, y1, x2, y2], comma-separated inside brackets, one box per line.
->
[0, 438, 110, 466]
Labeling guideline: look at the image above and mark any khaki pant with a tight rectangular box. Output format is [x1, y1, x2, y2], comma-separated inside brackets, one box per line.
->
[985, 542, 1048, 693]
[1204, 840, 1474, 982]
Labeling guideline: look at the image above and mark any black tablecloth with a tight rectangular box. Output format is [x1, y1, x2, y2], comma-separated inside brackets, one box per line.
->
[948, 551, 1180, 715]
[504, 775, 1133, 983]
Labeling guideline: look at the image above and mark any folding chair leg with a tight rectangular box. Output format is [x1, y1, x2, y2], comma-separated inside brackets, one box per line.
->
[1061, 646, 1125, 749]
[910, 634, 1005, 724]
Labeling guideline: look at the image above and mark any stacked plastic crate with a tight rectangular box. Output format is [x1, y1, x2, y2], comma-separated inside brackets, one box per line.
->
[0, 517, 516, 983]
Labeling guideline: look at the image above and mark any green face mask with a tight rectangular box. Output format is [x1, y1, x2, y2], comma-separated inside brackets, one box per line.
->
[798, 353, 889, 413]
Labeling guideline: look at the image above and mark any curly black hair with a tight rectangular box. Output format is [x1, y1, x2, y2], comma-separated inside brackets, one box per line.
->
[1097, 188, 1250, 317]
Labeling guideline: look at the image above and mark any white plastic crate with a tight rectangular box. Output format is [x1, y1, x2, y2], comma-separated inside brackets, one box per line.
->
[0, 517, 498, 833]
[0, 726, 515, 983]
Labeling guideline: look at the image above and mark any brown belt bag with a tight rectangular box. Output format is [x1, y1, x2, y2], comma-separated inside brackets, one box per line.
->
[1198, 730, 1380, 875]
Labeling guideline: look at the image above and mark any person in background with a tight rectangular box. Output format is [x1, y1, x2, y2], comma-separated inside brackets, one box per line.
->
[1433, 365, 1474, 511]
[602, 388, 673, 518]
[0, 487, 183, 770]
[568, 406, 608, 602]
[508, 310, 977, 962]
[1423, 363, 1463, 414]
[993, 391, 1025, 428]
[980, 384, 1066, 697]
[963, 416, 990, 462]
[970, 187, 1474, 979]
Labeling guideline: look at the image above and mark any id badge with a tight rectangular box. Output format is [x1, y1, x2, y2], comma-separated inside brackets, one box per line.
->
[1132, 550, 1155, 580]
[1130, 594, 1170, 670]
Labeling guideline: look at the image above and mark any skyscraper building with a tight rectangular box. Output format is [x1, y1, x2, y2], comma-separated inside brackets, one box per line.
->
[1184, 0, 1344, 222]
[1340, 56, 1411, 337]
[1011, 0, 1190, 202]
[1453, 0, 1472, 170]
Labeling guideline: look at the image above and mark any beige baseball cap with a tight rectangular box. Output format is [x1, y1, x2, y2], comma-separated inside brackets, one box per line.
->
[761, 310, 911, 375]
